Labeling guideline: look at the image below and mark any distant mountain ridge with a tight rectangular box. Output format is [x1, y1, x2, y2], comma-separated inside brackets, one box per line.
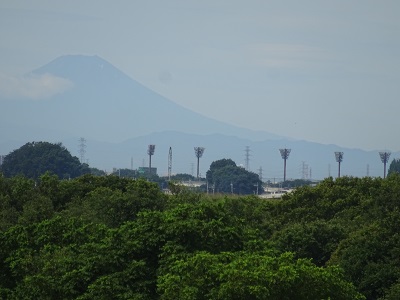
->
[3, 54, 281, 143]
[0, 55, 396, 179]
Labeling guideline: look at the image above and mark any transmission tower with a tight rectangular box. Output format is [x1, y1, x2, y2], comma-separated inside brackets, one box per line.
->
[379, 151, 391, 178]
[78, 137, 86, 164]
[168, 147, 172, 180]
[147, 145, 155, 175]
[301, 161, 309, 180]
[244, 146, 251, 171]
[279, 148, 291, 182]
[258, 166, 263, 182]
[334, 152, 344, 178]
[194, 147, 205, 180]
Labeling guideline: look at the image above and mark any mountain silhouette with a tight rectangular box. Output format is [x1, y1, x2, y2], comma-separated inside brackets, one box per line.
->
[0, 54, 281, 143]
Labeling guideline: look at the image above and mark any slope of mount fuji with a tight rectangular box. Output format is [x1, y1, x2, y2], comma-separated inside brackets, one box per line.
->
[0, 54, 282, 143]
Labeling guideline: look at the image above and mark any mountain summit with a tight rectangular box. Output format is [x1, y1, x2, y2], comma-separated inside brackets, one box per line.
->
[1, 54, 281, 143]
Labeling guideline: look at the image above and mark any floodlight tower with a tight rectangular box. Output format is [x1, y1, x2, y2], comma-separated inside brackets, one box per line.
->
[334, 152, 344, 178]
[194, 147, 205, 180]
[147, 145, 155, 175]
[379, 151, 391, 178]
[279, 148, 291, 182]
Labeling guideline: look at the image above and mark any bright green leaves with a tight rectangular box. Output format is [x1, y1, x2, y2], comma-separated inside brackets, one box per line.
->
[158, 251, 364, 300]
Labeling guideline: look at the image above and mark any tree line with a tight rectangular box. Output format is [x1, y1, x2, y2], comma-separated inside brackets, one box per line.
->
[1, 171, 400, 298]
[1, 142, 266, 195]
[2, 141, 400, 298]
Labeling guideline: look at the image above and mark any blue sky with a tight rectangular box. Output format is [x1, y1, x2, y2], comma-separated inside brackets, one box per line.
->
[1, 1, 400, 151]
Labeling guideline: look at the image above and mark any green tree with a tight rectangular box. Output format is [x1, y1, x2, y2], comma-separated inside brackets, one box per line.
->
[170, 173, 196, 181]
[158, 251, 364, 300]
[1, 141, 90, 179]
[206, 159, 236, 184]
[206, 159, 263, 194]
[388, 159, 400, 175]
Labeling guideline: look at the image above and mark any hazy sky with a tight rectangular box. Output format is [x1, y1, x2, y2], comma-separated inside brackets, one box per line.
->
[1, 1, 400, 151]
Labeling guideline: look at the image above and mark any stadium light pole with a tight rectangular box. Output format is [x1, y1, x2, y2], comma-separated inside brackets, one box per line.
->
[147, 145, 155, 175]
[279, 148, 291, 182]
[379, 151, 391, 178]
[194, 147, 205, 180]
[334, 152, 344, 178]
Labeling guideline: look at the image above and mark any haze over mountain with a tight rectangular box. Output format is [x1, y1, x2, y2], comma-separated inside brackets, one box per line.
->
[0, 55, 396, 180]
[0, 55, 281, 143]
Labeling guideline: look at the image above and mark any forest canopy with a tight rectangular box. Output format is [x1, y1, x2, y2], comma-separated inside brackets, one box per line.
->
[1, 172, 400, 299]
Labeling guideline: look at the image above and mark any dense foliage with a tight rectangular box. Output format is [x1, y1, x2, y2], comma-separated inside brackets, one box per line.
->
[2, 172, 400, 298]
[388, 158, 400, 175]
[206, 158, 263, 194]
[1, 141, 89, 179]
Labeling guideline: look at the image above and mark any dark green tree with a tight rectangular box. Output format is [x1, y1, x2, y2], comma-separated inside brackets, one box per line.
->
[206, 158, 236, 184]
[388, 159, 400, 175]
[169, 173, 196, 181]
[1, 141, 90, 179]
[206, 159, 263, 194]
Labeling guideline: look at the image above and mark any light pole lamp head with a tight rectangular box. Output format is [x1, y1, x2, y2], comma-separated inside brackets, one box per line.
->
[335, 152, 344, 163]
[379, 152, 391, 163]
[194, 147, 205, 158]
[147, 144, 155, 156]
[279, 148, 291, 160]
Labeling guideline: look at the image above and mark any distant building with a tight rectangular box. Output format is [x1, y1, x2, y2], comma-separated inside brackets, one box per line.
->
[0, 155, 5, 166]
